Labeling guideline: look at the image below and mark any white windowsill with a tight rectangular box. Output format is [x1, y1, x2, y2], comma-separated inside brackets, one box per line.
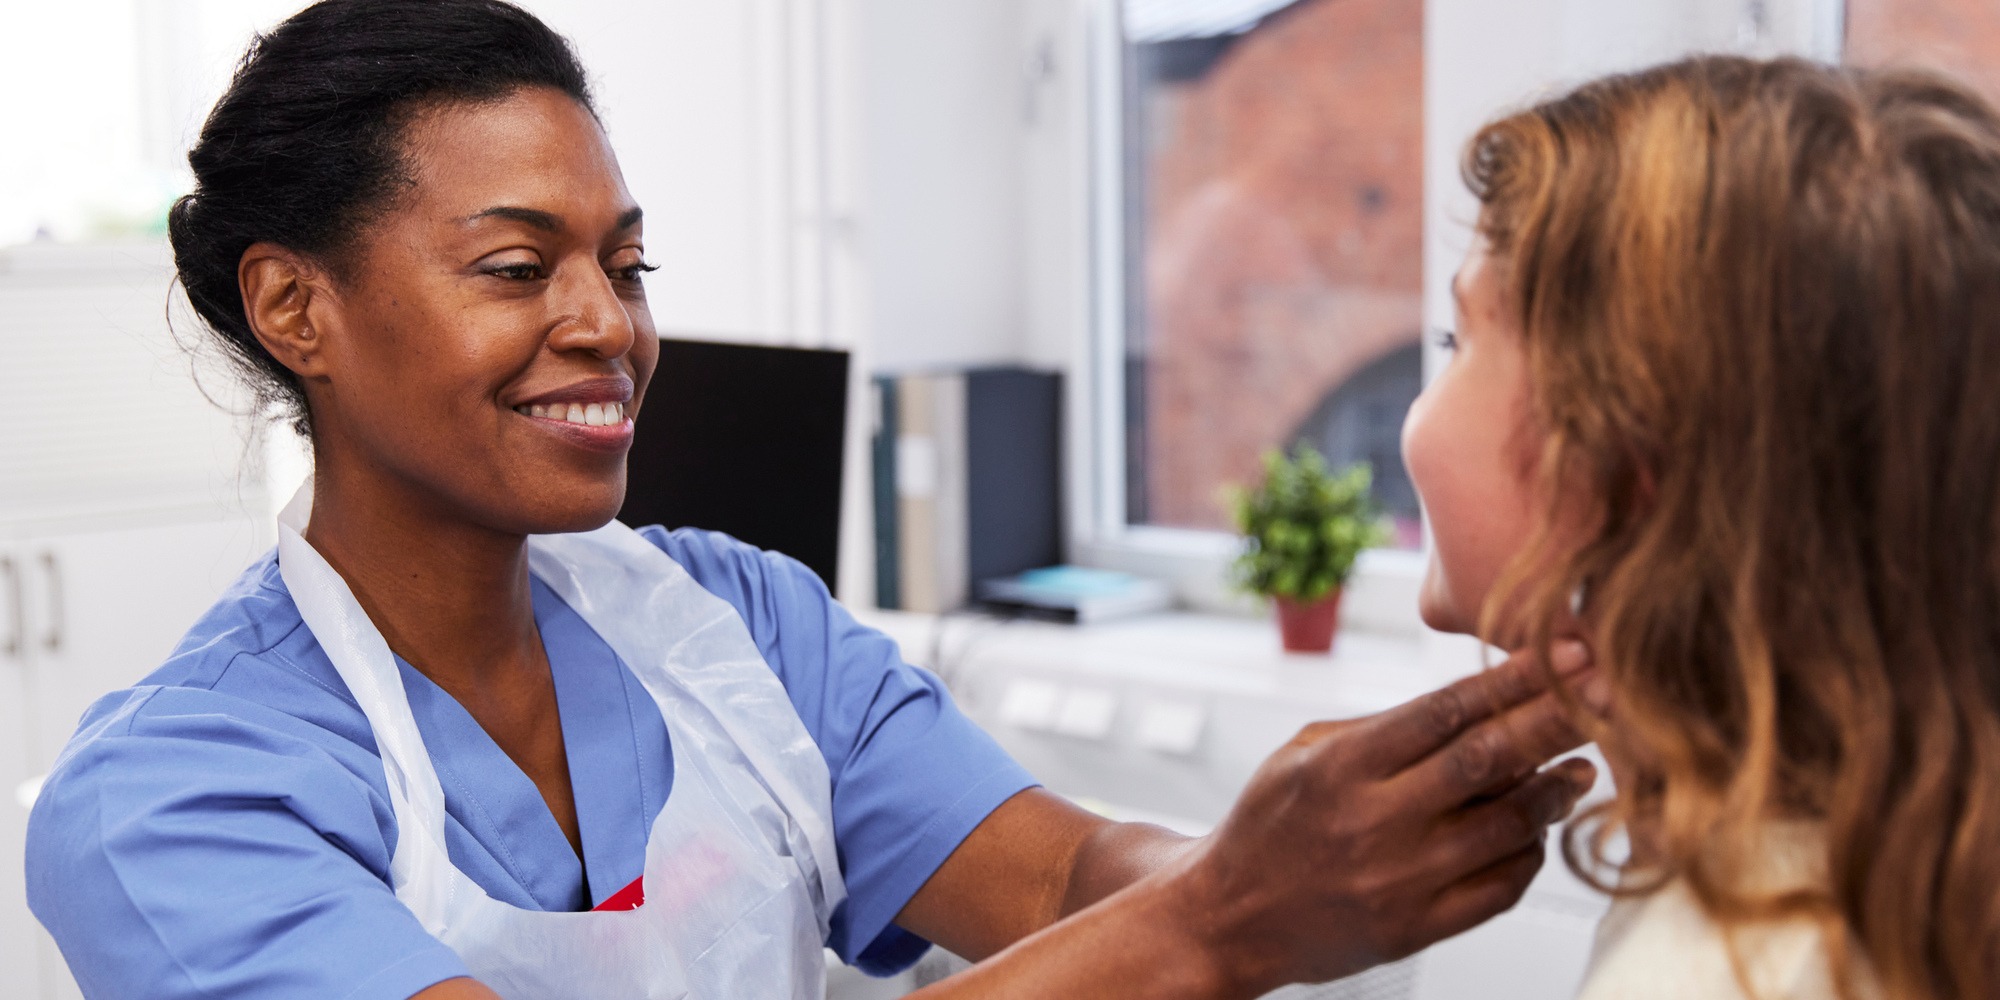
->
[1070, 530, 1432, 638]
[853, 604, 1481, 717]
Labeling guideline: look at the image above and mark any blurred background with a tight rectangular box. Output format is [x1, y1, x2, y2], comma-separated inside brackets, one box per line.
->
[0, 1, 1989, 997]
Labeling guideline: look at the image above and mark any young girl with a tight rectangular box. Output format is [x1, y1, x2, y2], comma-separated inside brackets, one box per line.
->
[1405, 56, 2000, 999]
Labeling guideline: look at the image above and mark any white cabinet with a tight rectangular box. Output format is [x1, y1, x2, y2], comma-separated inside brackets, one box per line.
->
[0, 516, 267, 1000]
[0, 570, 40, 999]
[1, 239, 271, 1000]
[13, 519, 268, 773]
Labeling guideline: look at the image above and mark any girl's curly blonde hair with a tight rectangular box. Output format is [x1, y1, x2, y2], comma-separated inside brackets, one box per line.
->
[1468, 56, 2000, 1000]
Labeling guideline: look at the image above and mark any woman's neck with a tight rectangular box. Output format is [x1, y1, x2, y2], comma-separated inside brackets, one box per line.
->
[301, 457, 585, 858]
[301, 463, 542, 694]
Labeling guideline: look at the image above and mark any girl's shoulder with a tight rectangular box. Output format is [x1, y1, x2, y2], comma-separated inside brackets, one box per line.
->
[1576, 880, 1837, 1000]
[1574, 824, 1872, 1000]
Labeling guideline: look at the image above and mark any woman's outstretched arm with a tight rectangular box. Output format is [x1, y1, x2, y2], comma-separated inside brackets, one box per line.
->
[896, 642, 1598, 998]
[411, 643, 1594, 999]
[414, 980, 502, 999]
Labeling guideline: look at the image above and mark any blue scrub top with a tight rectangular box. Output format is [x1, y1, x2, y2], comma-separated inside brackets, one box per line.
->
[25, 527, 1038, 1000]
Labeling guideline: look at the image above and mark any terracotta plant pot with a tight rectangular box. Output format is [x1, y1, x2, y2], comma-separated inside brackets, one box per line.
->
[1275, 591, 1343, 654]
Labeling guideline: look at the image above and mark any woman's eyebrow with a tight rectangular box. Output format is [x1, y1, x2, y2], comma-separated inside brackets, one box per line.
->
[466, 205, 562, 231]
[462, 205, 644, 231]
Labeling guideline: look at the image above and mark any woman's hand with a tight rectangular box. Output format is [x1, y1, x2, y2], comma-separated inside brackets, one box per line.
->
[1170, 640, 1597, 993]
[908, 640, 1597, 999]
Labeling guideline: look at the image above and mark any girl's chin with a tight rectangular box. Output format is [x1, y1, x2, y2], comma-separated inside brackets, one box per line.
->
[1416, 567, 1478, 636]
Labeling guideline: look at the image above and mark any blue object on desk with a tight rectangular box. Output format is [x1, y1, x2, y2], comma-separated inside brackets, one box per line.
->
[978, 565, 1173, 624]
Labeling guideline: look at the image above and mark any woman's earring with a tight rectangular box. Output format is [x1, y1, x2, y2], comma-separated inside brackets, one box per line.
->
[1569, 579, 1590, 617]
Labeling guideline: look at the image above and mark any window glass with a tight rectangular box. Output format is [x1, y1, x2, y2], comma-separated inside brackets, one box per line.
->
[1118, 0, 1425, 546]
[0, 0, 303, 246]
[1846, 0, 2000, 102]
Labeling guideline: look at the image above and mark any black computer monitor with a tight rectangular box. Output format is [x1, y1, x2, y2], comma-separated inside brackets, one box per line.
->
[619, 338, 849, 590]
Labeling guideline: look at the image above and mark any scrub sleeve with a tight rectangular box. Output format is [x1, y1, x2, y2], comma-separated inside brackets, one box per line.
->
[24, 528, 1038, 1000]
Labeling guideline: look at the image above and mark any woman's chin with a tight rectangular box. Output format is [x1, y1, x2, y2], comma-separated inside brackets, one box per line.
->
[501, 479, 629, 536]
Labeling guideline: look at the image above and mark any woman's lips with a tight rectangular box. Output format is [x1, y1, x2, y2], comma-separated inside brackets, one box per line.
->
[512, 401, 634, 454]
[514, 375, 635, 410]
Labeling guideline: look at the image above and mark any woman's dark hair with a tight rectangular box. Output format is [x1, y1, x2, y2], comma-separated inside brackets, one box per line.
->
[168, 0, 594, 434]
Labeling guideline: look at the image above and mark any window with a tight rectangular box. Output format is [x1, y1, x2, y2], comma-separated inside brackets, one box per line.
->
[1110, 0, 1426, 548]
[0, 0, 308, 246]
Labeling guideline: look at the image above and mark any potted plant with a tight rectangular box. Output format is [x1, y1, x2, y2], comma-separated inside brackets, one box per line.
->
[1227, 446, 1390, 653]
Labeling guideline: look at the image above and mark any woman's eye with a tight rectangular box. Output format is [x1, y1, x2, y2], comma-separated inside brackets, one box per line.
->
[611, 260, 660, 283]
[487, 262, 546, 281]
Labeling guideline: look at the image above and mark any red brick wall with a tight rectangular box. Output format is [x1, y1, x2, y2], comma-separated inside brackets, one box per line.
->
[1138, 0, 1424, 530]
[1848, 0, 2000, 103]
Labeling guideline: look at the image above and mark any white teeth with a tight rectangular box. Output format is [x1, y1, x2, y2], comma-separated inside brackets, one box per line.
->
[517, 401, 627, 426]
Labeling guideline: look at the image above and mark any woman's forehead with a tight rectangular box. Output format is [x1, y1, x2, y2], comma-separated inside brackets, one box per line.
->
[398, 88, 634, 228]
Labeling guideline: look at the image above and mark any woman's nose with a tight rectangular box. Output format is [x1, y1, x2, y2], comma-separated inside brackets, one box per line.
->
[547, 264, 639, 359]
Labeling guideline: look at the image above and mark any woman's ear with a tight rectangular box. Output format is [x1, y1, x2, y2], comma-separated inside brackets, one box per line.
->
[238, 243, 336, 379]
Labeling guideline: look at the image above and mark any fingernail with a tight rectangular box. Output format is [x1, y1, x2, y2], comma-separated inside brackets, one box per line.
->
[1567, 760, 1598, 796]
[1552, 640, 1592, 675]
[1539, 787, 1575, 825]
[1541, 767, 1594, 823]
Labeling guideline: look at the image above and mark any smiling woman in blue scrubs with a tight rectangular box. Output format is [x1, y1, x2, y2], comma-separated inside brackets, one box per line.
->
[22, 1, 1603, 997]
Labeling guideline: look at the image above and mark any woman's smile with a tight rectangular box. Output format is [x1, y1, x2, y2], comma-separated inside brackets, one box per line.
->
[511, 374, 637, 453]
[515, 402, 628, 427]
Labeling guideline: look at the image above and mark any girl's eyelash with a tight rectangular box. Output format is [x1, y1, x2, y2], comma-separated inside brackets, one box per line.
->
[614, 261, 660, 280]
[1433, 327, 1459, 351]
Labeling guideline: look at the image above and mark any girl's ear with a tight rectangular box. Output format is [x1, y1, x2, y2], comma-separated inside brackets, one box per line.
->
[1630, 450, 1660, 518]
[238, 243, 338, 380]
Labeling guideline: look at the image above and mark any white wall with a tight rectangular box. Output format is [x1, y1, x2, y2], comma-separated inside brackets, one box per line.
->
[528, 0, 1044, 366]
[520, 0, 816, 344]
[843, 0, 1034, 371]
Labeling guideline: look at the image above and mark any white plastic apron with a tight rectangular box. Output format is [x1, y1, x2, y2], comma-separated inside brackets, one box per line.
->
[275, 485, 847, 999]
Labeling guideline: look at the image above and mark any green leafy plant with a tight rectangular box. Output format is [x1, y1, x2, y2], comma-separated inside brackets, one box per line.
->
[1226, 445, 1391, 602]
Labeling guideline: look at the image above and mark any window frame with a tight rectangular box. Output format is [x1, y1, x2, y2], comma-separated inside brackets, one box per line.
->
[1070, 0, 1430, 633]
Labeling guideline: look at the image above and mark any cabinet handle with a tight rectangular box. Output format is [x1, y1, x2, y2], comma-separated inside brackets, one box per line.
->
[0, 556, 20, 660]
[40, 550, 63, 653]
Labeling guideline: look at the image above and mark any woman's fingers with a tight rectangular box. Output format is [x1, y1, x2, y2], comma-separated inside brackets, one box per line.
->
[1401, 760, 1596, 948]
[1392, 670, 1592, 814]
[1413, 842, 1549, 948]
[1416, 758, 1596, 882]
[1351, 640, 1590, 776]
[1172, 646, 1600, 991]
